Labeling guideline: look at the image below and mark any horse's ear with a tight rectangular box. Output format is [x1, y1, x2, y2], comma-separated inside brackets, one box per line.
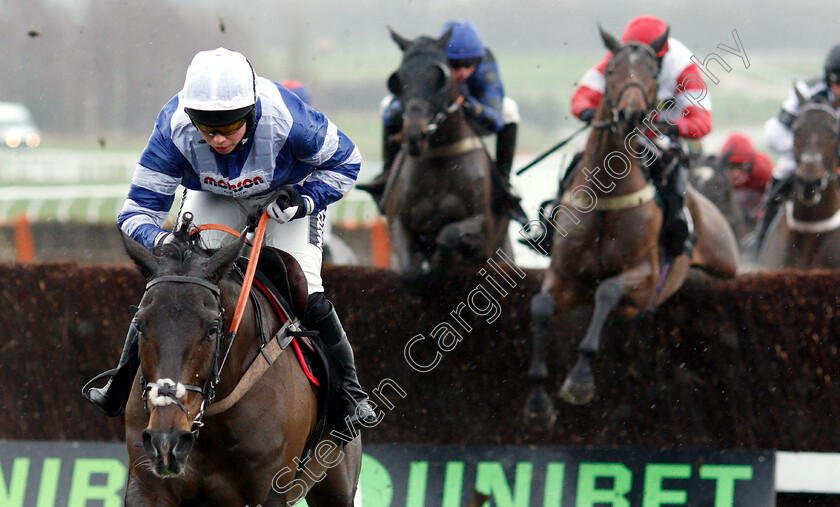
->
[598, 23, 621, 54]
[388, 26, 412, 52]
[437, 25, 454, 50]
[203, 233, 246, 284]
[794, 84, 807, 106]
[649, 26, 669, 56]
[121, 230, 158, 279]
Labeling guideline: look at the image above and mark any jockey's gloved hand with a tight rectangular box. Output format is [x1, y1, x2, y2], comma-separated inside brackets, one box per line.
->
[461, 96, 485, 117]
[579, 108, 596, 123]
[267, 186, 314, 224]
[154, 231, 175, 248]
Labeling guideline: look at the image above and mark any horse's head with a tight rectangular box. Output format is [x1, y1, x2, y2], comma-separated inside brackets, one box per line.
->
[792, 90, 839, 204]
[597, 25, 667, 138]
[123, 223, 245, 477]
[387, 26, 459, 156]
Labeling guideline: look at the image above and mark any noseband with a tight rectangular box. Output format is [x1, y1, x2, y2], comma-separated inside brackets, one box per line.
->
[140, 275, 227, 437]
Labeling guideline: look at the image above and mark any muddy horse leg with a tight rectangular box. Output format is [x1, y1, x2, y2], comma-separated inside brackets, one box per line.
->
[524, 290, 556, 429]
[560, 276, 624, 405]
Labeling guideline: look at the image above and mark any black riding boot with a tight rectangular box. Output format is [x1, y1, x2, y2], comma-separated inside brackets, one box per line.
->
[753, 176, 793, 250]
[356, 124, 402, 212]
[82, 324, 140, 417]
[493, 123, 528, 225]
[308, 303, 378, 430]
[656, 153, 693, 259]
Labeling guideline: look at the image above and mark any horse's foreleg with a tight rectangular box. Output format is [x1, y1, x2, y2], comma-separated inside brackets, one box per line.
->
[523, 290, 556, 430]
[304, 436, 362, 507]
[560, 276, 624, 405]
[390, 218, 422, 275]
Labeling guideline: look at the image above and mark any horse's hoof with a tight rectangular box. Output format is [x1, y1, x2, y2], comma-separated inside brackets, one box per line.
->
[559, 378, 594, 405]
[523, 388, 556, 431]
[559, 363, 595, 405]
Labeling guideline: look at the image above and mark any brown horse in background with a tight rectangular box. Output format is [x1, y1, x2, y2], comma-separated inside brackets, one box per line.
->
[759, 92, 840, 269]
[524, 26, 738, 428]
[122, 224, 361, 506]
[383, 28, 511, 277]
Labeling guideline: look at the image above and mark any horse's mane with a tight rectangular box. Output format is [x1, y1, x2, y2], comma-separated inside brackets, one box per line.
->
[153, 228, 214, 276]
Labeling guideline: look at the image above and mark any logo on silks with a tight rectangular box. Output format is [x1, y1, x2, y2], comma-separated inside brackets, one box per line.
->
[0, 442, 773, 506]
[202, 175, 267, 195]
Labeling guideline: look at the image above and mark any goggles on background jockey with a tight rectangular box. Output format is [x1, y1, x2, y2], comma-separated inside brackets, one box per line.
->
[827, 72, 840, 85]
[448, 57, 481, 70]
[192, 117, 248, 137]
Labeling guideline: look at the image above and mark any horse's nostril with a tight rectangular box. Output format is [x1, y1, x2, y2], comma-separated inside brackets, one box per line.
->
[171, 431, 195, 462]
[141, 430, 160, 461]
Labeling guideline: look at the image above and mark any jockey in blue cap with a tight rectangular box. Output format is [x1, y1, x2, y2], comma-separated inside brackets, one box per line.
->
[358, 20, 526, 224]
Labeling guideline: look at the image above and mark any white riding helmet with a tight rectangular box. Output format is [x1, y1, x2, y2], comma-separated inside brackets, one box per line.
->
[181, 48, 256, 127]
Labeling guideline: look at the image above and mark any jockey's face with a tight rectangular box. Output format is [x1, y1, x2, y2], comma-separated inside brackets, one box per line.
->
[196, 123, 247, 155]
[728, 162, 751, 187]
[449, 60, 478, 85]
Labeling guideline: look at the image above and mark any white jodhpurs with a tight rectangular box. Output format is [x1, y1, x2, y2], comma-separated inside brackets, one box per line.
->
[179, 190, 326, 294]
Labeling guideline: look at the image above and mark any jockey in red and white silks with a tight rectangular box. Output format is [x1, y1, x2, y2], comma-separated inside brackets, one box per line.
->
[571, 16, 712, 139]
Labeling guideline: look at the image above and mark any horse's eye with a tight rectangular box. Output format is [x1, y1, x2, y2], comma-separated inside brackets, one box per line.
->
[206, 323, 221, 341]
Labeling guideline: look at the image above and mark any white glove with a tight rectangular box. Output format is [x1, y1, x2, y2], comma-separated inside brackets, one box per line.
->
[266, 186, 313, 224]
[154, 231, 175, 247]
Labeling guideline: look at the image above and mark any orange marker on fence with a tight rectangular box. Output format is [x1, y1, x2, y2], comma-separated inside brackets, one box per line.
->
[371, 218, 391, 268]
[14, 215, 35, 262]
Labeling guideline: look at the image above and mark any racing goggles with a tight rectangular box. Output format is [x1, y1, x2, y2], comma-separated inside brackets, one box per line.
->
[193, 117, 248, 137]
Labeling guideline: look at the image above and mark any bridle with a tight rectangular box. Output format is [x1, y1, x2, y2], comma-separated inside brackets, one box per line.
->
[396, 58, 462, 135]
[139, 274, 229, 438]
[139, 212, 271, 438]
[591, 44, 659, 133]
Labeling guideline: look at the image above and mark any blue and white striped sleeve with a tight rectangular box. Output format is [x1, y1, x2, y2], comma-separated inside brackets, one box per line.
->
[284, 98, 361, 214]
[117, 103, 185, 250]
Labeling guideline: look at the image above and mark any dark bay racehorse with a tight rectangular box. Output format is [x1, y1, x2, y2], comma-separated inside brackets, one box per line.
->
[759, 92, 840, 269]
[122, 224, 360, 506]
[689, 152, 751, 245]
[383, 28, 510, 276]
[524, 27, 739, 427]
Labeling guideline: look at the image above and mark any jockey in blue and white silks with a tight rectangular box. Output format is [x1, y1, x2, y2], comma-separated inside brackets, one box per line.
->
[119, 77, 360, 258]
[88, 48, 377, 430]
